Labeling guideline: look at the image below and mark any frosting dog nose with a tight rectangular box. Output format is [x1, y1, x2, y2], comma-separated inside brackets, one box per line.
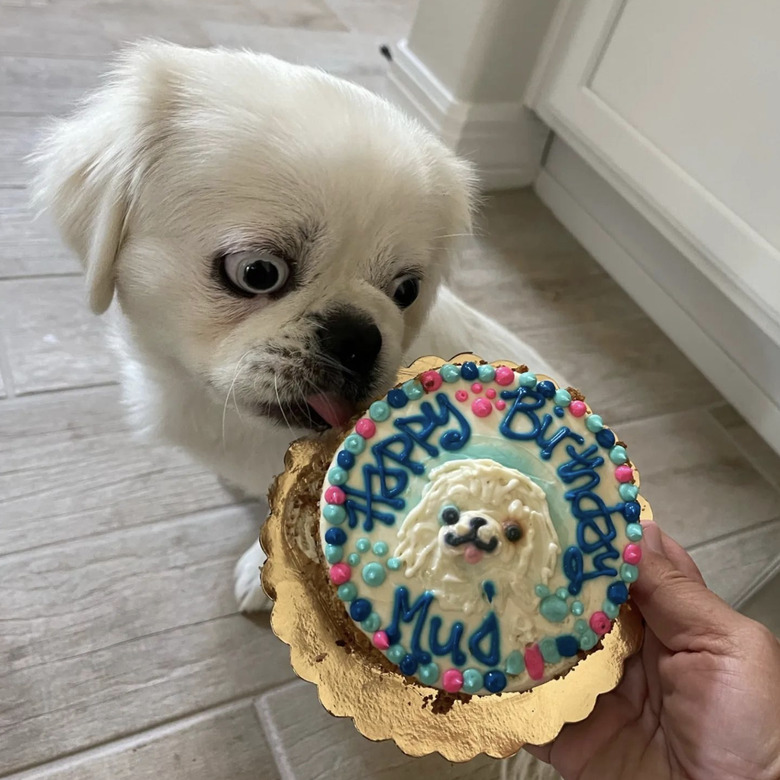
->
[469, 516, 487, 530]
[316, 310, 382, 381]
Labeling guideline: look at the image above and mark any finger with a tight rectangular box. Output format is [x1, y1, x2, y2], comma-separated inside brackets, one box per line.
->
[656, 526, 706, 585]
[523, 743, 551, 763]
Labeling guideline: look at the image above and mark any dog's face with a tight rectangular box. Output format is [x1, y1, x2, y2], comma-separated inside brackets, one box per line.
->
[34, 43, 474, 430]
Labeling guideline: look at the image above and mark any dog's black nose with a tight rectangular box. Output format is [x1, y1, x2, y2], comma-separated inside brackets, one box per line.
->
[470, 517, 487, 530]
[317, 311, 382, 379]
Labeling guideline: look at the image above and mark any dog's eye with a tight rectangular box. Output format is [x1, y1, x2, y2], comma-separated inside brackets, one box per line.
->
[391, 274, 420, 309]
[504, 523, 523, 542]
[222, 251, 290, 295]
[439, 505, 460, 525]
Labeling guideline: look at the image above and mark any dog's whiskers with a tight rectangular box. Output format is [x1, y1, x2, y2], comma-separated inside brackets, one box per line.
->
[273, 373, 293, 435]
[221, 351, 251, 450]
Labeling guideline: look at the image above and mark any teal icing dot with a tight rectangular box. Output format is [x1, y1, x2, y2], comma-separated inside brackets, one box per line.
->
[478, 364, 496, 382]
[505, 649, 525, 676]
[609, 445, 628, 465]
[619, 483, 639, 502]
[361, 612, 381, 632]
[518, 372, 537, 388]
[323, 504, 346, 525]
[540, 594, 568, 623]
[555, 587, 569, 601]
[440, 364, 460, 383]
[387, 644, 405, 663]
[539, 637, 561, 663]
[347, 553, 361, 566]
[369, 401, 390, 422]
[402, 379, 424, 399]
[575, 619, 588, 634]
[372, 541, 388, 557]
[571, 601, 584, 616]
[356, 537, 371, 553]
[337, 583, 357, 601]
[626, 523, 643, 542]
[327, 467, 347, 485]
[461, 668, 484, 694]
[620, 563, 639, 582]
[554, 388, 572, 406]
[585, 414, 604, 432]
[603, 599, 620, 619]
[387, 557, 402, 571]
[534, 584, 550, 598]
[419, 662, 440, 685]
[362, 562, 386, 587]
[579, 629, 599, 651]
[344, 434, 365, 455]
[324, 544, 343, 564]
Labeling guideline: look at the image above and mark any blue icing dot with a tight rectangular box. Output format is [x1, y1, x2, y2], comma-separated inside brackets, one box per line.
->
[518, 372, 537, 387]
[483, 670, 507, 693]
[626, 523, 643, 542]
[554, 406, 565, 417]
[350, 598, 372, 621]
[596, 429, 616, 448]
[603, 600, 620, 619]
[362, 612, 381, 632]
[402, 379, 424, 399]
[540, 594, 568, 622]
[387, 389, 408, 408]
[478, 364, 496, 382]
[338, 583, 357, 601]
[343, 434, 365, 454]
[534, 584, 550, 598]
[586, 414, 604, 432]
[556, 635, 580, 657]
[369, 401, 390, 422]
[460, 362, 479, 380]
[539, 637, 561, 663]
[387, 644, 405, 663]
[356, 537, 370, 553]
[571, 600, 584, 616]
[623, 501, 641, 522]
[327, 467, 347, 485]
[372, 541, 388, 556]
[387, 557, 402, 571]
[462, 668, 483, 694]
[554, 388, 572, 406]
[362, 562, 386, 586]
[607, 582, 629, 604]
[323, 504, 346, 525]
[399, 654, 418, 675]
[537, 380, 556, 398]
[620, 563, 639, 583]
[324, 544, 343, 564]
[336, 450, 354, 469]
[505, 650, 525, 675]
[324, 528, 347, 546]
[609, 445, 628, 465]
[619, 483, 639, 501]
[347, 553, 360, 566]
[440, 364, 460, 383]
[419, 662, 440, 684]
[579, 629, 599, 651]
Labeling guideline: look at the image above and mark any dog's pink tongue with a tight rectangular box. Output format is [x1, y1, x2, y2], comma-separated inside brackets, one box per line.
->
[306, 393, 354, 429]
[464, 544, 483, 565]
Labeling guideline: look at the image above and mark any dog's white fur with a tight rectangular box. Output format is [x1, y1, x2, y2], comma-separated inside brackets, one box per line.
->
[33, 42, 557, 612]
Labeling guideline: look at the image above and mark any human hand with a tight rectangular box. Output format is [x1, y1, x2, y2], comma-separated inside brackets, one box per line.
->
[526, 521, 780, 780]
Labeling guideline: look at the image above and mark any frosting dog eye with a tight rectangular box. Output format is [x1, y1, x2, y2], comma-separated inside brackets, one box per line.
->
[222, 250, 290, 296]
[504, 523, 523, 542]
[439, 505, 460, 525]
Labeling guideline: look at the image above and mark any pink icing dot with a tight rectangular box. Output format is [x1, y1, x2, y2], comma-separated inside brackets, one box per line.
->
[420, 370, 443, 392]
[589, 611, 611, 636]
[486, 388, 496, 399]
[324, 486, 346, 505]
[355, 418, 376, 439]
[623, 543, 642, 565]
[329, 563, 351, 585]
[455, 390, 468, 402]
[495, 400, 507, 411]
[442, 669, 464, 693]
[570, 400, 587, 417]
[524, 644, 545, 680]
[372, 630, 390, 650]
[472, 398, 492, 418]
[615, 465, 633, 483]
[471, 382, 483, 394]
[495, 366, 515, 386]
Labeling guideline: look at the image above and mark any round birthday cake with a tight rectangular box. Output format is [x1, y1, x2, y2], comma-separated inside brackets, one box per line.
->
[318, 359, 644, 696]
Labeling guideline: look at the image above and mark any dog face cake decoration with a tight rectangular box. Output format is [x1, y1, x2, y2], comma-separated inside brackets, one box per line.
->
[319, 361, 643, 695]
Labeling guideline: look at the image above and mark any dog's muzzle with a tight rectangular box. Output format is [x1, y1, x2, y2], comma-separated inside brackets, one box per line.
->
[444, 517, 498, 564]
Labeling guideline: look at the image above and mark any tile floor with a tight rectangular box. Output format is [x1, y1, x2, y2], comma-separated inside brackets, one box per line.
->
[0, 1, 778, 778]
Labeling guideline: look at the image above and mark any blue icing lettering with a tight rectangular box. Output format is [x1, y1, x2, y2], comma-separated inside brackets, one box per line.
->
[342, 464, 404, 531]
[482, 580, 496, 603]
[385, 587, 433, 664]
[394, 392, 471, 453]
[468, 612, 500, 666]
[429, 616, 467, 665]
[557, 444, 604, 495]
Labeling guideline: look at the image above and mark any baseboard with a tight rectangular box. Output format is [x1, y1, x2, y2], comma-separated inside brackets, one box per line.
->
[386, 39, 548, 191]
[535, 138, 780, 456]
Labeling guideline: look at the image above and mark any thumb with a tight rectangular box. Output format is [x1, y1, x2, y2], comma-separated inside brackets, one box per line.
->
[632, 522, 739, 653]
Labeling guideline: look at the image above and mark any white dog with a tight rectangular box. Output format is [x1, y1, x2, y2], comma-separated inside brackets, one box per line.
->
[395, 459, 560, 645]
[33, 42, 556, 612]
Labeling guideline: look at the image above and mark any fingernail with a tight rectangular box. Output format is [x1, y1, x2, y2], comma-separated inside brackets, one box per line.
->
[641, 521, 662, 553]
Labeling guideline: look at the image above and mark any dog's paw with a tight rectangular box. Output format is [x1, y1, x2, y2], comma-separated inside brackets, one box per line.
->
[234, 542, 272, 612]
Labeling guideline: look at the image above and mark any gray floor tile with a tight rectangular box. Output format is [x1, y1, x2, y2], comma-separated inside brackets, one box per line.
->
[256, 682, 502, 780]
[323, 0, 418, 37]
[0, 275, 117, 393]
[739, 572, 780, 636]
[0, 115, 42, 187]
